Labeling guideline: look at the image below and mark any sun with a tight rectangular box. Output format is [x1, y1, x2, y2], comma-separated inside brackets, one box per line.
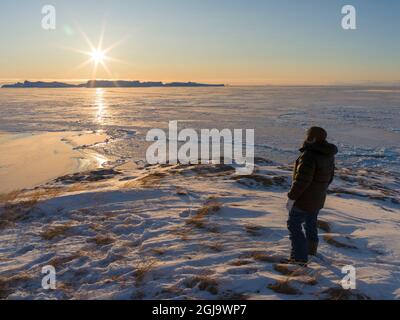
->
[90, 50, 106, 63]
[67, 25, 129, 79]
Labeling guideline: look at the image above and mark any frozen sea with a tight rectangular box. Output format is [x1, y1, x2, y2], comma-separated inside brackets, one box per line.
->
[0, 86, 399, 173]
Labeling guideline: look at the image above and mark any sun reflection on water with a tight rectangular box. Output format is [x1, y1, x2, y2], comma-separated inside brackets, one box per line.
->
[94, 88, 107, 125]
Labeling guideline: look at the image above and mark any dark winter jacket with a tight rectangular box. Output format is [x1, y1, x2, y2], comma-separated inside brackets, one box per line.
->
[288, 141, 338, 213]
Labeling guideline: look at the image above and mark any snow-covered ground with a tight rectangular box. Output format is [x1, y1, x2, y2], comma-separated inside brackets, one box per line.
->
[1, 158, 399, 300]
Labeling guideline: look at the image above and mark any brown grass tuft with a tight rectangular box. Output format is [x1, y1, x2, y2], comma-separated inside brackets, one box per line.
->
[204, 242, 224, 252]
[67, 184, 90, 193]
[229, 259, 253, 267]
[273, 264, 318, 286]
[176, 187, 188, 196]
[244, 224, 263, 236]
[93, 234, 115, 246]
[89, 223, 104, 232]
[324, 234, 357, 249]
[185, 201, 222, 230]
[197, 202, 222, 216]
[161, 285, 183, 296]
[186, 216, 206, 229]
[151, 247, 168, 256]
[41, 224, 72, 241]
[206, 195, 218, 201]
[273, 264, 306, 277]
[297, 276, 318, 286]
[185, 276, 219, 295]
[28, 188, 63, 199]
[220, 291, 249, 300]
[206, 225, 220, 233]
[233, 174, 288, 188]
[268, 280, 301, 295]
[0, 187, 65, 230]
[49, 253, 80, 269]
[317, 220, 332, 233]
[322, 287, 370, 300]
[0, 190, 20, 204]
[250, 252, 284, 263]
[134, 259, 157, 286]
[0, 279, 8, 299]
[125, 172, 168, 188]
[0, 192, 39, 230]
[0, 273, 33, 299]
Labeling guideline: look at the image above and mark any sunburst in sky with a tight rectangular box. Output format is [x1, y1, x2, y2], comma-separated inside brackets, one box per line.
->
[90, 50, 106, 64]
[69, 25, 128, 80]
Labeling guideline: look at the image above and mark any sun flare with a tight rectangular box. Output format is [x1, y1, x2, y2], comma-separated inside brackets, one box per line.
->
[68, 25, 129, 79]
[91, 50, 106, 63]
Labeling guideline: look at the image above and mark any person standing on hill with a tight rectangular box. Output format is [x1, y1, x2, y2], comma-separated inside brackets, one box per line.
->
[286, 127, 338, 266]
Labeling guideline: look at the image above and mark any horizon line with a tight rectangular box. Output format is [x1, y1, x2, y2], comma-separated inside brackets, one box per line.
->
[1, 78, 400, 87]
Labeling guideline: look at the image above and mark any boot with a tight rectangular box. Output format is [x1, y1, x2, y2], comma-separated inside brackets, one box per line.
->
[282, 258, 308, 268]
[308, 241, 318, 256]
[285, 251, 308, 267]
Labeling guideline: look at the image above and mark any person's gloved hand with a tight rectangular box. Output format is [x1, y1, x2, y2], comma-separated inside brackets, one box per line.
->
[286, 199, 295, 212]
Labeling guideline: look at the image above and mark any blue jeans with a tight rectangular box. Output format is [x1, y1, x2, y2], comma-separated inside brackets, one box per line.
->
[287, 206, 319, 262]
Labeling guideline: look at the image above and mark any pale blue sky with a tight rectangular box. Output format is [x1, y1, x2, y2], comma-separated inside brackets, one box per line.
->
[0, 0, 399, 84]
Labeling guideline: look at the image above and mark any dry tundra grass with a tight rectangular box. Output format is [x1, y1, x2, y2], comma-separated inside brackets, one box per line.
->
[186, 215, 207, 229]
[273, 264, 319, 286]
[185, 275, 219, 295]
[268, 280, 301, 295]
[317, 220, 332, 233]
[151, 247, 168, 256]
[175, 187, 188, 196]
[249, 251, 284, 263]
[134, 259, 158, 286]
[93, 234, 115, 246]
[273, 264, 307, 277]
[323, 234, 357, 249]
[0, 191, 39, 230]
[219, 292, 249, 300]
[0, 272, 33, 299]
[48, 253, 81, 269]
[185, 201, 222, 230]
[244, 224, 263, 236]
[160, 284, 184, 297]
[124, 172, 168, 188]
[197, 201, 222, 216]
[232, 174, 288, 188]
[229, 259, 253, 267]
[41, 224, 72, 240]
[0, 186, 70, 230]
[203, 241, 224, 252]
[0, 190, 20, 204]
[322, 287, 370, 300]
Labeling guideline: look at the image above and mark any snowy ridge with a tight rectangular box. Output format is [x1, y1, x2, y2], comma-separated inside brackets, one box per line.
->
[0, 159, 399, 300]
